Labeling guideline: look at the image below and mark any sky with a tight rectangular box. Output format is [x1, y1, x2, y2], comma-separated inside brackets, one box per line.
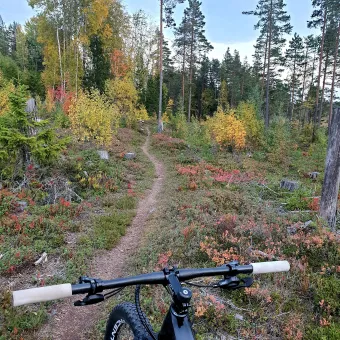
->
[0, 0, 316, 61]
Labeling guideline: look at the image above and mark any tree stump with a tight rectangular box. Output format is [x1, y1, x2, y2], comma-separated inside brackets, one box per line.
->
[320, 107, 340, 231]
[280, 179, 299, 191]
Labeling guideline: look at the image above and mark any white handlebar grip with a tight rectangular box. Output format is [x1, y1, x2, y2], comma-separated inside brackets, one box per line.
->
[13, 284, 72, 307]
[251, 261, 290, 274]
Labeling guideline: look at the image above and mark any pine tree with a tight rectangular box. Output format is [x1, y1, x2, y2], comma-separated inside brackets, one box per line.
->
[158, 0, 185, 132]
[174, 9, 190, 109]
[327, 0, 340, 124]
[285, 33, 304, 120]
[243, 0, 292, 128]
[308, 0, 329, 133]
[186, 0, 213, 122]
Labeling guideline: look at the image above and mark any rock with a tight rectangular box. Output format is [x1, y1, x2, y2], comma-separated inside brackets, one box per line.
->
[277, 206, 287, 215]
[309, 172, 320, 180]
[235, 314, 244, 321]
[280, 179, 299, 191]
[17, 201, 28, 213]
[287, 220, 314, 235]
[124, 152, 136, 160]
[0, 182, 2, 190]
[97, 150, 109, 160]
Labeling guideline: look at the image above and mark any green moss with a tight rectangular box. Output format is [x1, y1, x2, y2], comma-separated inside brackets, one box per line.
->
[94, 211, 135, 250]
[306, 324, 340, 340]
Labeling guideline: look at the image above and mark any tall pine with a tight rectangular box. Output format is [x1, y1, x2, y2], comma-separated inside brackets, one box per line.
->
[243, 0, 292, 128]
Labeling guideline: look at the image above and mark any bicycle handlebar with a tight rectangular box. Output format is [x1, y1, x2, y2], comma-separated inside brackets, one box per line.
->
[12, 261, 290, 307]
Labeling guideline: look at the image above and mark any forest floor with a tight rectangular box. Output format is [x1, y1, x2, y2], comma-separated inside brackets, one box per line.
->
[2, 124, 340, 340]
[86, 127, 339, 340]
[36, 128, 165, 339]
[0, 126, 157, 340]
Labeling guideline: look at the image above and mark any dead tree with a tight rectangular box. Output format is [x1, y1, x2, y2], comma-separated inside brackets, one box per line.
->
[320, 107, 340, 231]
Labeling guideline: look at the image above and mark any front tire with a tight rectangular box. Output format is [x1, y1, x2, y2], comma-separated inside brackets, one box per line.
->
[104, 302, 154, 340]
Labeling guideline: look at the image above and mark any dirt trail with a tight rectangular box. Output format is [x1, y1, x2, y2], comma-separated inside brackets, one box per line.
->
[37, 129, 164, 340]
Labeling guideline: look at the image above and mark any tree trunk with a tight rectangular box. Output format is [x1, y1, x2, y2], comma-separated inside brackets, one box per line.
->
[291, 56, 296, 120]
[188, 22, 194, 122]
[182, 12, 187, 110]
[329, 21, 340, 128]
[261, 30, 269, 94]
[313, 6, 328, 139]
[320, 107, 340, 231]
[62, 0, 66, 93]
[75, 39, 79, 97]
[311, 51, 317, 85]
[53, 0, 63, 92]
[301, 46, 309, 103]
[265, 0, 273, 129]
[56, 26, 63, 91]
[158, 0, 164, 133]
[319, 50, 329, 126]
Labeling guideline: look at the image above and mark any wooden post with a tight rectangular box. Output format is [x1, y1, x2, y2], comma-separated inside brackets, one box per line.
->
[320, 107, 340, 231]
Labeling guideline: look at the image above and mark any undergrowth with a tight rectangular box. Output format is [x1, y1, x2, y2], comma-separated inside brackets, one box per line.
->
[0, 127, 153, 340]
[88, 124, 340, 340]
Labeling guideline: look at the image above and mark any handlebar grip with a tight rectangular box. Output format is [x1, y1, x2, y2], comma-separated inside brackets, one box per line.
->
[251, 261, 290, 274]
[13, 284, 72, 307]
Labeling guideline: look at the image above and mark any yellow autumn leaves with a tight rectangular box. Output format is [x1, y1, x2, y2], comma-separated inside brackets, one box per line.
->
[68, 90, 119, 146]
[206, 102, 263, 150]
[68, 77, 149, 146]
[206, 107, 246, 149]
[0, 72, 15, 116]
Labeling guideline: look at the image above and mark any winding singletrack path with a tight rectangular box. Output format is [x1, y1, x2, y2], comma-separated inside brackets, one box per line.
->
[37, 129, 165, 339]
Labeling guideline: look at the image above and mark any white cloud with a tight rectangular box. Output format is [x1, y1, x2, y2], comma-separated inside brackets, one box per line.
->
[209, 40, 256, 62]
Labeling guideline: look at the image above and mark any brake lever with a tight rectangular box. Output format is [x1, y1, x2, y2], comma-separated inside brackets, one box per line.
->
[74, 294, 104, 306]
[218, 276, 253, 290]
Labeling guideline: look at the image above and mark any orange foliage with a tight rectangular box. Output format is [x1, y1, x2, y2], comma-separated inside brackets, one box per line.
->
[63, 92, 74, 114]
[110, 49, 130, 78]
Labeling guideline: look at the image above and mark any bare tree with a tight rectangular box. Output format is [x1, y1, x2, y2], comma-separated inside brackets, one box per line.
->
[320, 107, 340, 231]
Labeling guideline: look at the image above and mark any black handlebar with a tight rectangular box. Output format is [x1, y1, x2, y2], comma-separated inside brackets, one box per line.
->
[71, 263, 254, 295]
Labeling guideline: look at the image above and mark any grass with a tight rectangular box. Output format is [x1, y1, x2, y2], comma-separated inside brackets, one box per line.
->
[0, 127, 154, 340]
[94, 211, 136, 250]
[86, 126, 340, 340]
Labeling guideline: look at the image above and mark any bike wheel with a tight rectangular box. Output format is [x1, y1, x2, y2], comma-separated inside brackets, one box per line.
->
[104, 302, 154, 340]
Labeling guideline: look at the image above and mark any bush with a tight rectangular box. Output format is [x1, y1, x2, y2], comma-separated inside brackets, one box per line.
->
[68, 90, 120, 146]
[236, 101, 264, 148]
[206, 107, 246, 150]
[170, 111, 188, 139]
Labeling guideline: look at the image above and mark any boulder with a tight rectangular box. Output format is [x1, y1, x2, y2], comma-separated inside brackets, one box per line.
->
[287, 220, 313, 235]
[280, 179, 299, 191]
[97, 150, 109, 160]
[124, 152, 136, 160]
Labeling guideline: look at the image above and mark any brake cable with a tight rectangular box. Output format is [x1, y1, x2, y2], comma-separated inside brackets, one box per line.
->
[183, 281, 219, 288]
[104, 287, 125, 299]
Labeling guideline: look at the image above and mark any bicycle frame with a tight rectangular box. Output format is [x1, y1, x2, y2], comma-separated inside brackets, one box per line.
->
[158, 305, 194, 340]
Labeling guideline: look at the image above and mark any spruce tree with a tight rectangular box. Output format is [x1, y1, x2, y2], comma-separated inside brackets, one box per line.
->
[0, 85, 66, 178]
